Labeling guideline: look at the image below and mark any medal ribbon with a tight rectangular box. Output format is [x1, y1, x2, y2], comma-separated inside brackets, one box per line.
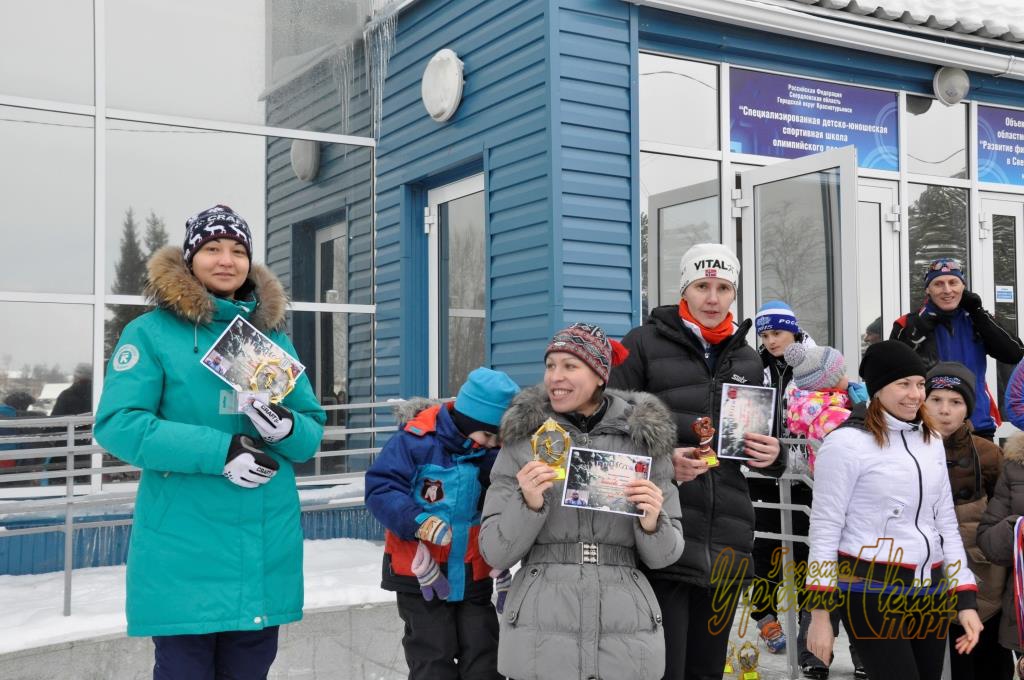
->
[1014, 516, 1024, 650]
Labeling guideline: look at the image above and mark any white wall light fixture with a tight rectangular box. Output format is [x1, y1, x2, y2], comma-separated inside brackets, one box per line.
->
[421, 48, 465, 122]
[290, 139, 320, 182]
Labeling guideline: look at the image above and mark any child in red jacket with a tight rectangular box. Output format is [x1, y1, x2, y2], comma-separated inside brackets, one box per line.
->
[365, 367, 519, 680]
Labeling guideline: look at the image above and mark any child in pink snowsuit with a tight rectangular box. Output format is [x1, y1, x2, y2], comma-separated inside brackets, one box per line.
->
[783, 343, 868, 472]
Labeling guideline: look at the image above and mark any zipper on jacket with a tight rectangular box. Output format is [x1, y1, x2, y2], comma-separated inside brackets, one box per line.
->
[900, 430, 932, 580]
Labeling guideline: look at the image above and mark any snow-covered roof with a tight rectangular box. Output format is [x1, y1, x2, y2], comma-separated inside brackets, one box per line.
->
[780, 0, 1024, 43]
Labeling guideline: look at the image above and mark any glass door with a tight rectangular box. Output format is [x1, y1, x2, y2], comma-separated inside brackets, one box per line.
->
[978, 195, 1024, 434]
[855, 180, 901, 360]
[427, 174, 486, 398]
[737, 147, 860, 360]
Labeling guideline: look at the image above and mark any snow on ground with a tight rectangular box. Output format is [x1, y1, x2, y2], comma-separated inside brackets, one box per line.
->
[0, 538, 388, 655]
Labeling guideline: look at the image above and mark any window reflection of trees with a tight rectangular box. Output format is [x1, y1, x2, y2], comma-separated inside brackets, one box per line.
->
[441, 192, 485, 396]
[908, 185, 969, 308]
[757, 174, 837, 345]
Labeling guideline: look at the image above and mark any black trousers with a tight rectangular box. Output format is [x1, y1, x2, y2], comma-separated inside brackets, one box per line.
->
[396, 591, 500, 680]
[948, 612, 1014, 680]
[152, 626, 279, 680]
[841, 591, 949, 680]
[653, 579, 736, 680]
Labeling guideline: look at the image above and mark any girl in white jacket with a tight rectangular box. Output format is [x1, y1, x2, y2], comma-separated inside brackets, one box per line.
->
[805, 340, 982, 680]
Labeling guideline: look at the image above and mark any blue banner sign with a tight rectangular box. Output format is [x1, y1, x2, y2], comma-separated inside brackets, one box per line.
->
[978, 105, 1024, 186]
[729, 69, 898, 170]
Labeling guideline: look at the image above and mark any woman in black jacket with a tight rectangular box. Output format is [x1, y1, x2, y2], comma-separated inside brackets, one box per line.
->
[610, 242, 783, 680]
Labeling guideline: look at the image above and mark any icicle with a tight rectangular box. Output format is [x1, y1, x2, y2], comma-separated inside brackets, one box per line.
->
[364, 0, 401, 139]
[330, 42, 355, 136]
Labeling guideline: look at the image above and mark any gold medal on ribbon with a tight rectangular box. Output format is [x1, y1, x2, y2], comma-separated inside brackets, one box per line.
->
[248, 357, 298, 404]
[531, 418, 571, 480]
[737, 641, 760, 680]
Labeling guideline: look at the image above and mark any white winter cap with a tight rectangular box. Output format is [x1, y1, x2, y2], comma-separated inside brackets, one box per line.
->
[679, 242, 740, 296]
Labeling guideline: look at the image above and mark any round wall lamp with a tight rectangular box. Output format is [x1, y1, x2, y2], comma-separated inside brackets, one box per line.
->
[421, 48, 465, 122]
[290, 139, 320, 182]
[933, 67, 970, 107]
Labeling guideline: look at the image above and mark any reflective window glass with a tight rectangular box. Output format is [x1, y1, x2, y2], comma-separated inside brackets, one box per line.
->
[639, 54, 718, 150]
[107, 0, 373, 133]
[856, 200, 884, 357]
[440, 191, 486, 397]
[907, 184, 969, 307]
[641, 154, 720, 309]
[286, 310, 375, 476]
[906, 96, 968, 179]
[0, 107, 94, 294]
[106, 121, 265, 295]
[992, 213, 1018, 418]
[0, 1, 93, 104]
[755, 169, 840, 345]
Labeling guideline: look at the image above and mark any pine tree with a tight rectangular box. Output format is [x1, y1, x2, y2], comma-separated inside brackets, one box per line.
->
[105, 208, 150, 358]
[144, 210, 169, 258]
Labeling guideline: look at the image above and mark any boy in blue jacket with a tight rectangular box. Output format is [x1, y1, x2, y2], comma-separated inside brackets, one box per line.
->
[365, 367, 519, 680]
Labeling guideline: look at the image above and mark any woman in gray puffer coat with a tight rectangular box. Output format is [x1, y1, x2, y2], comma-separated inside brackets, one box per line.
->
[479, 323, 684, 680]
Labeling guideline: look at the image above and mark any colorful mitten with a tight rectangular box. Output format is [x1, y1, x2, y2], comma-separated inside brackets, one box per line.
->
[415, 515, 452, 546]
[490, 568, 512, 613]
[411, 542, 450, 601]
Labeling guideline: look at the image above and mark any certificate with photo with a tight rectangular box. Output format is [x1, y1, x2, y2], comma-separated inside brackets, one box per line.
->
[200, 315, 305, 406]
[717, 383, 776, 460]
[561, 447, 652, 517]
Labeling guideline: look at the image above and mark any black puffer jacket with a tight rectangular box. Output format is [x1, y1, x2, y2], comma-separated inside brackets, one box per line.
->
[610, 305, 786, 586]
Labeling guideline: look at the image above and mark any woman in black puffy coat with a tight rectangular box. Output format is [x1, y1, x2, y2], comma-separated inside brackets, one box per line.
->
[610, 242, 783, 680]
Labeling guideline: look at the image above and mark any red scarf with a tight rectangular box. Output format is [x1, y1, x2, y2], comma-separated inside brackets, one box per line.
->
[679, 299, 734, 345]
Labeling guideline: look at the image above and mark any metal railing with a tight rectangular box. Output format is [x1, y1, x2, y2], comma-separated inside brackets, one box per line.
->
[746, 436, 815, 680]
[2, 417, 823, 678]
[0, 401, 407, 617]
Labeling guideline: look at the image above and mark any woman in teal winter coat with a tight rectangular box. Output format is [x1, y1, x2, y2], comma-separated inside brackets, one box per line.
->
[95, 205, 325, 679]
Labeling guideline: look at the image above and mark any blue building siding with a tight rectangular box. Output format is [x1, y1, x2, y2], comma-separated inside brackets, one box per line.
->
[375, 0, 551, 394]
[553, 0, 640, 344]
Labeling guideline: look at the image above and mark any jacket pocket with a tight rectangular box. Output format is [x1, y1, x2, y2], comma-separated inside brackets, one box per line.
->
[141, 472, 183, 532]
[630, 569, 663, 631]
[878, 496, 907, 539]
[504, 564, 544, 627]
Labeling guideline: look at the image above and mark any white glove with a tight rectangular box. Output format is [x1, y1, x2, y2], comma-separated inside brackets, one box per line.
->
[223, 435, 279, 488]
[243, 399, 293, 443]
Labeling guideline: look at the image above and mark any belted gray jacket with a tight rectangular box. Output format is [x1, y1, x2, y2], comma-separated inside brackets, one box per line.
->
[479, 386, 684, 680]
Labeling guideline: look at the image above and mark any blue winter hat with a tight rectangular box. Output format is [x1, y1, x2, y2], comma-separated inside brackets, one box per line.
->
[923, 257, 965, 287]
[755, 300, 800, 335]
[453, 367, 521, 432]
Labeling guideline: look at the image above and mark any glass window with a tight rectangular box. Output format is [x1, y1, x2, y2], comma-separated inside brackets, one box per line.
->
[856, 200, 884, 357]
[286, 310, 375, 475]
[906, 96, 968, 179]
[106, 120, 265, 295]
[107, 0, 373, 133]
[0, 107, 94, 294]
[639, 54, 718, 150]
[907, 184, 969, 306]
[641, 154, 720, 309]
[440, 191, 486, 397]
[0, 1, 93, 104]
[755, 169, 840, 345]
[992, 214, 1018, 418]
[0, 302, 94, 489]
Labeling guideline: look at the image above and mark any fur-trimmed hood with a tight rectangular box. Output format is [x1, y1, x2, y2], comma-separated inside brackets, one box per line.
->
[144, 246, 288, 331]
[499, 385, 676, 460]
[1004, 432, 1024, 464]
[392, 397, 440, 426]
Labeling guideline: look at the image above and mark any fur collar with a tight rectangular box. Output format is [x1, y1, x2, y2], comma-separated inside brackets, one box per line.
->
[144, 246, 288, 331]
[1004, 432, 1024, 464]
[392, 397, 441, 426]
[499, 385, 676, 460]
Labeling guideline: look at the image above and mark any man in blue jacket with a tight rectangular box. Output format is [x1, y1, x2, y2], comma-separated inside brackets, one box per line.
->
[891, 257, 1023, 440]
